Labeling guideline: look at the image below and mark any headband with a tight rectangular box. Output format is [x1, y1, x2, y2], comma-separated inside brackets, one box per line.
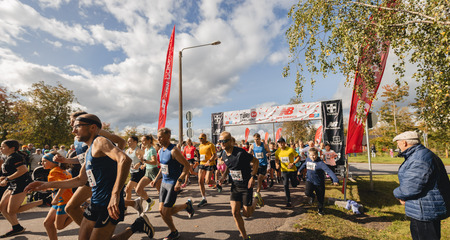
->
[75, 117, 102, 129]
[43, 153, 57, 164]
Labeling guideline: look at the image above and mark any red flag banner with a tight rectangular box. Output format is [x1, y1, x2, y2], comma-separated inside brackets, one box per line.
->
[314, 126, 323, 144]
[264, 132, 269, 143]
[244, 128, 250, 142]
[345, 41, 390, 154]
[275, 128, 282, 141]
[158, 25, 176, 129]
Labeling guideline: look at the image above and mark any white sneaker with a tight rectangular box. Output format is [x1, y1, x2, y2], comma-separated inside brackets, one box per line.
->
[132, 197, 143, 215]
[144, 198, 155, 212]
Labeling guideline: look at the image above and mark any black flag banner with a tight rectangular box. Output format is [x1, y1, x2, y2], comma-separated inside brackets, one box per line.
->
[211, 112, 224, 145]
[321, 100, 345, 165]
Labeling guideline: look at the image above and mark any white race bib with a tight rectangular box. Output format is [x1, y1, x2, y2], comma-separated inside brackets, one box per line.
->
[86, 169, 97, 187]
[306, 162, 316, 171]
[281, 157, 290, 163]
[230, 170, 243, 181]
[77, 152, 86, 164]
[200, 155, 206, 161]
[186, 153, 191, 159]
[270, 155, 275, 161]
[255, 152, 263, 159]
[161, 164, 169, 175]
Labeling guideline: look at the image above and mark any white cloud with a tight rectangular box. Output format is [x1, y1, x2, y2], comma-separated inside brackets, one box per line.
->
[0, 0, 301, 138]
[37, 0, 70, 9]
[45, 39, 63, 48]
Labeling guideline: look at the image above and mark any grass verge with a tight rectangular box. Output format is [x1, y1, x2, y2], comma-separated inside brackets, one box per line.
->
[289, 175, 450, 239]
[348, 154, 450, 165]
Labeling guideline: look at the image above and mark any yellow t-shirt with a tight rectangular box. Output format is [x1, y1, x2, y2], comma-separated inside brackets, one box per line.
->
[199, 142, 216, 166]
[275, 147, 298, 172]
[48, 166, 73, 206]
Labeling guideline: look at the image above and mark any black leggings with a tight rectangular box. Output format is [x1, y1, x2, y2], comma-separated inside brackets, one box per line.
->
[282, 171, 298, 202]
[305, 181, 325, 211]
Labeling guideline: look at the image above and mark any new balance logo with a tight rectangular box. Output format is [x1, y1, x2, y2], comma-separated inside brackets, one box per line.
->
[279, 107, 294, 116]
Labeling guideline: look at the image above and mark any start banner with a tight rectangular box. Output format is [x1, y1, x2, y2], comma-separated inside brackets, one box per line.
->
[223, 102, 321, 126]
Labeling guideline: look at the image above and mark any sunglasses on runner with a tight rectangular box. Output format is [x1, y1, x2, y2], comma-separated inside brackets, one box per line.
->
[218, 139, 230, 144]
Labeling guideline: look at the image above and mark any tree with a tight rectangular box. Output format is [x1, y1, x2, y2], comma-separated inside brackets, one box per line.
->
[379, 84, 409, 134]
[0, 87, 18, 141]
[285, 0, 450, 131]
[281, 97, 312, 143]
[9, 81, 77, 147]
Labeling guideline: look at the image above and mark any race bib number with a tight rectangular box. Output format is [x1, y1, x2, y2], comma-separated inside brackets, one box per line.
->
[306, 162, 316, 171]
[77, 152, 86, 164]
[281, 157, 290, 164]
[161, 164, 169, 175]
[255, 152, 263, 159]
[86, 169, 97, 187]
[270, 155, 275, 161]
[186, 153, 191, 159]
[230, 170, 243, 181]
[200, 155, 206, 161]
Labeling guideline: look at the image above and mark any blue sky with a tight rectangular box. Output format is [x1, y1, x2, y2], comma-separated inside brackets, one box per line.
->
[0, 0, 417, 141]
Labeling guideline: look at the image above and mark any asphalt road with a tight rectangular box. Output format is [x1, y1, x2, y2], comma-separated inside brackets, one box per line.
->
[0, 178, 310, 240]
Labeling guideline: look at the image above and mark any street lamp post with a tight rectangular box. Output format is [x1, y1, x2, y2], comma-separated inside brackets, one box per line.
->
[178, 41, 221, 143]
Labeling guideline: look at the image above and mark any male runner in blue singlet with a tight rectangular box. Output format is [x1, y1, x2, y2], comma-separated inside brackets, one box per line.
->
[247, 133, 270, 207]
[26, 114, 154, 239]
[150, 128, 194, 240]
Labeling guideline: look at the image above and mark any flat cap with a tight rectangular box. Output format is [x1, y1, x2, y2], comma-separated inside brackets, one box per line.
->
[393, 131, 420, 142]
[277, 137, 286, 143]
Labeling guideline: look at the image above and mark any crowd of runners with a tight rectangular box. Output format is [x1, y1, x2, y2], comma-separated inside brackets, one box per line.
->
[0, 111, 341, 240]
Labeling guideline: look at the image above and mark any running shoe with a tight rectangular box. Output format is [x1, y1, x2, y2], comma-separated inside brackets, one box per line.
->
[262, 180, 268, 189]
[286, 202, 292, 208]
[185, 199, 195, 218]
[254, 192, 264, 208]
[144, 198, 155, 212]
[0, 226, 25, 238]
[132, 197, 143, 215]
[197, 199, 208, 207]
[318, 210, 325, 216]
[216, 181, 222, 193]
[181, 183, 187, 188]
[269, 179, 274, 188]
[136, 213, 155, 238]
[163, 230, 180, 240]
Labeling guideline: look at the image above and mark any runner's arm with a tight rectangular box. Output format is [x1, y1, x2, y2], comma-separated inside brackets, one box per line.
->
[99, 129, 126, 150]
[172, 147, 190, 185]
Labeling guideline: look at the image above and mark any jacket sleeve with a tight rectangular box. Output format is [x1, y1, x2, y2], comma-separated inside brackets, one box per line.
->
[298, 160, 307, 172]
[393, 155, 433, 200]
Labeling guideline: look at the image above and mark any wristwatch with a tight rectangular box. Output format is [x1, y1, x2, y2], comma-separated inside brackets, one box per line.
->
[177, 178, 183, 183]
[252, 175, 257, 179]
[4, 177, 9, 182]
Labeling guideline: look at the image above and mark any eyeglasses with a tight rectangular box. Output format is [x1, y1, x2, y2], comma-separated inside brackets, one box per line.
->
[218, 139, 230, 144]
[73, 124, 91, 129]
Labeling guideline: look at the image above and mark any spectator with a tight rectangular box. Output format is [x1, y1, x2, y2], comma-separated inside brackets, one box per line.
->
[57, 145, 68, 158]
[27, 143, 36, 154]
[29, 148, 43, 172]
[393, 131, 450, 240]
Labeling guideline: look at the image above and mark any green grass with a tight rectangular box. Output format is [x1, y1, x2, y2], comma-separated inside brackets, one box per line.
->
[290, 175, 450, 239]
[348, 154, 450, 165]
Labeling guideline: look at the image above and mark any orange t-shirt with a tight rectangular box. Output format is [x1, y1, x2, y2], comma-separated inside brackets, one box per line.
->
[48, 166, 73, 206]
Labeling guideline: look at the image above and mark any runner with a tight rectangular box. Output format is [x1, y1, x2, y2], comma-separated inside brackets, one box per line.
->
[0, 139, 44, 238]
[197, 133, 217, 207]
[322, 142, 338, 174]
[181, 138, 198, 187]
[217, 131, 261, 240]
[267, 142, 279, 187]
[248, 133, 270, 207]
[275, 137, 300, 208]
[54, 111, 132, 226]
[298, 147, 339, 215]
[41, 151, 73, 240]
[124, 136, 145, 202]
[149, 128, 194, 240]
[25, 114, 154, 239]
[135, 135, 158, 212]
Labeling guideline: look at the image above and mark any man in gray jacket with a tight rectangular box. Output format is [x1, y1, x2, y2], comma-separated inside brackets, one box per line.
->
[393, 131, 450, 240]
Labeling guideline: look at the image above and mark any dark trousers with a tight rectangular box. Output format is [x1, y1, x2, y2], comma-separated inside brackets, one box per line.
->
[282, 171, 298, 202]
[410, 218, 441, 240]
[305, 181, 325, 211]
